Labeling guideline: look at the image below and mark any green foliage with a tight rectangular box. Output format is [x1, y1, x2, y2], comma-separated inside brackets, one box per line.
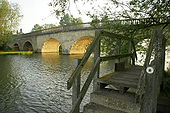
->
[100, 36, 116, 56]
[43, 24, 57, 29]
[59, 13, 82, 26]
[31, 24, 43, 31]
[0, 0, 21, 48]
[127, 0, 170, 19]
[49, 0, 170, 55]
[31, 24, 57, 32]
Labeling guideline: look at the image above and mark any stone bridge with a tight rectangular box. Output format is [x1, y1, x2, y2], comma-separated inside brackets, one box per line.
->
[9, 17, 169, 55]
[9, 23, 97, 54]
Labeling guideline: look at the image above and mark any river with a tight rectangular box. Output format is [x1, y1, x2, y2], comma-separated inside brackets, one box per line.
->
[0, 53, 114, 113]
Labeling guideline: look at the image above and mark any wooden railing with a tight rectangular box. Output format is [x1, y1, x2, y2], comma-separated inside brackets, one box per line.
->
[67, 30, 101, 113]
[107, 17, 170, 26]
[136, 28, 166, 113]
[67, 30, 137, 113]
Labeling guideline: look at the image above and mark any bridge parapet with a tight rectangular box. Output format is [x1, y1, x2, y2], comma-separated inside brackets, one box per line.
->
[13, 17, 169, 39]
[13, 23, 93, 39]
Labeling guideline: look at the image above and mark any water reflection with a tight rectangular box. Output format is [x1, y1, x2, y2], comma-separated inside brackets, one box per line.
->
[41, 53, 60, 64]
[0, 54, 114, 113]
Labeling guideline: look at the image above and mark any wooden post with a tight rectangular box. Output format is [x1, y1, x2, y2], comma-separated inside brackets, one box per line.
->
[161, 35, 166, 90]
[72, 59, 81, 113]
[115, 39, 121, 55]
[115, 39, 121, 65]
[128, 40, 132, 65]
[152, 28, 165, 113]
[93, 30, 100, 91]
[140, 28, 165, 113]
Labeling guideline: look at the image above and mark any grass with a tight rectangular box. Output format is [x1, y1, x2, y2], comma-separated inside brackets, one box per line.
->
[0, 51, 33, 55]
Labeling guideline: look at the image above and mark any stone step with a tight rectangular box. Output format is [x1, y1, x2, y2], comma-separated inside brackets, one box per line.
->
[90, 89, 140, 113]
[83, 102, 126, 113]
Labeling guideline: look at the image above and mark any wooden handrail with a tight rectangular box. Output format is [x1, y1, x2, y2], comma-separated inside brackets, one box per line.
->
[136, 32, 156, 98]
[69, 57, 100, 113]
[138, 28, 166, 113]
[136, 28, 165, 107]
[68, 30, 138, 113]
[67, 31, 101, 90]
[131, 40, 137, 60]
[100, 53, 133, 62]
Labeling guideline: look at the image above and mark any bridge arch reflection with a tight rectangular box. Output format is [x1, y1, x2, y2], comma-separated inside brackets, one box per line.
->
[41, 38, 61, 53]
[70, 36, 93, 54]
[23, 41, 33, 51]
[13, 43, 20, 51]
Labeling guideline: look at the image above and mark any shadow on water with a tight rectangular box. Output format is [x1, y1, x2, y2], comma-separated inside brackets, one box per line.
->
[0, 53, 114, 113]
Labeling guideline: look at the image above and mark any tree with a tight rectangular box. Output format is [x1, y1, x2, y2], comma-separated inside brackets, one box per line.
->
[31, 24, 57, 32]
[42, 24, 57, 29]
[49, 0, 170, 20]
[31, 24, 43, 32]
[0, 0, 21, 49]
[49, 0, 170, 55]
[59, 13, 82, 26]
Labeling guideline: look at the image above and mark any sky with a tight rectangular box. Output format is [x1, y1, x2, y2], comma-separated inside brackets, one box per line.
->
[8, 0, 55, 33]
[8, 0, 128, 33]
[9, 0, 91, 33]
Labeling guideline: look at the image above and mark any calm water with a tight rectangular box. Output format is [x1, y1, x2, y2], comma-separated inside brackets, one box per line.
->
[0, 53, 114, 113]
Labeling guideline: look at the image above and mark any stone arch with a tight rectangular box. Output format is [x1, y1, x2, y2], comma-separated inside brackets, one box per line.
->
[70, 36, 94, 54]
[12, 43, 20, 51]
[23, 41, 33, 51]
[41, 38, 61, 53]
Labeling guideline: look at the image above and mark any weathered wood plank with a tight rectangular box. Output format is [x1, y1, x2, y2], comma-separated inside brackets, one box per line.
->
[93, 30, 101, 91]
[131, 40, 137, 60]
[143, 33, 156, 67]
[69, 57, 100, 113]
[96, 65, 142, 89]
[109, 77, 138, 82]
[115, 39, 121, 55]
[97, 78, 138, 88]
[140, 28, 165, 113]
[72, 59, 81, 113]
[128, 40, 132, 64]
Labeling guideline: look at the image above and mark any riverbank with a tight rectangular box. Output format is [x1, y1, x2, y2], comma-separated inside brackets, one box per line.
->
[0, 51, 33, 55]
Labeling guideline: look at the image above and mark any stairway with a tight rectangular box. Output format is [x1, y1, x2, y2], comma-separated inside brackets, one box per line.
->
[83, 65, 142, 113]
[68, 29, 164, 113]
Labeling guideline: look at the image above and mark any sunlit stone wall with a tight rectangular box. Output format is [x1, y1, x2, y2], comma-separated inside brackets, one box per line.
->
[10, 29, 96, 54]
[41, 38, 61, 53]
[70, 36, 93, 54]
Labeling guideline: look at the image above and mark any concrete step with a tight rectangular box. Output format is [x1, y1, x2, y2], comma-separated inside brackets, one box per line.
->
[83, 102, 126, 113]
[90, 89, 140, 113]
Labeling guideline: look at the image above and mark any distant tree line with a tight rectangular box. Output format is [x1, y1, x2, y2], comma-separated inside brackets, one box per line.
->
[31, 14, 83, 32]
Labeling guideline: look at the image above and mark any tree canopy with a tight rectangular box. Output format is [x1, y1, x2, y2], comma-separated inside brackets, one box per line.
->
[49, 0, 170, 55]
[31, 24, 57, 32]
[59, 13, 83, 26]
[0, 0, 21, 48]
[49, 0, 170, 20]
